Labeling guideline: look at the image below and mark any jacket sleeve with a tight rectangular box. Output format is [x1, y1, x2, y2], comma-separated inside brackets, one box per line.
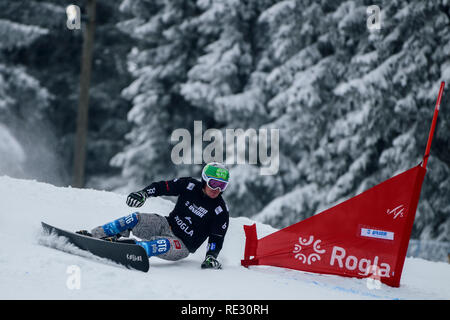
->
[142, 177, 190, 197]
[206, 202, 229, 258]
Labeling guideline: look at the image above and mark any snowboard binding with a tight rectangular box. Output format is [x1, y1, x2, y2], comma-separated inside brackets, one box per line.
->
[76, 229, 136, 244]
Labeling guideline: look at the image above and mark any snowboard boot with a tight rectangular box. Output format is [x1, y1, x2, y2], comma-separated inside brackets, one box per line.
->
[76, 229, 136, 243]
[76, 230, 92, 237]
[91, 213, 139, 239]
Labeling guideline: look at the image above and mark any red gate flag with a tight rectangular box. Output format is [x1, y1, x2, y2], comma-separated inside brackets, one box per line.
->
[241, 82, 445, 287]
[242, 166, 425, 287]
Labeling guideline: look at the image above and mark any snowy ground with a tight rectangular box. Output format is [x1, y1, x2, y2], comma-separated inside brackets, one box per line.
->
[0, 176, 449, 300]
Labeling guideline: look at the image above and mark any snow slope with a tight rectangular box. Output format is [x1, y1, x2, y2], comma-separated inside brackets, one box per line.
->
[0, 176, 449, 300]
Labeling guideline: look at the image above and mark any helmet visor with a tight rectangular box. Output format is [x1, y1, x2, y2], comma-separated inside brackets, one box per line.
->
[206, 178, 228, 191]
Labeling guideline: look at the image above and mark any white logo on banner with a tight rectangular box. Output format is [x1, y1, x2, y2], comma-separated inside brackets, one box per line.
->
[386, 204, 405, 219]
[293, 236, 326, 265]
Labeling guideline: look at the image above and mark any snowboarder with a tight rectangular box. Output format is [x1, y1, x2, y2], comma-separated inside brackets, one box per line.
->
[78, 162, 230, 269]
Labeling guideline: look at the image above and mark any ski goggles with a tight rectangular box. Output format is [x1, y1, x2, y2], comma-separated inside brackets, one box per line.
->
[205, 177, 228, 191]
[202, 164, 230, 192]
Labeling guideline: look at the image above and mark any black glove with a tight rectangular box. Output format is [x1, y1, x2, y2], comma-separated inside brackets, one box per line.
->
[126, 190, 147, 207]
[201, 255, 222, 269]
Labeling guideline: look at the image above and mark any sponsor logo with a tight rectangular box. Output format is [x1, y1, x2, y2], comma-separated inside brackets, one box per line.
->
[386, 204, 405, 219]
[136, 239, 170, 256]
[293, 236, 326, 265]
[216, 168, 228, 180]
[152, 239, 170, 255]
[186, 202, 208, 218]
[215, 206, 223, 215]
[292, 236, 393, 278]
[126, 254, 143, 262]
[330, 246, 391, 277]
[360, 228, 394, 240]
[125, 213, 136, 225]
[174, 215, 194, 237]
[174, 240, 182, 250]
[146, 187, 156, 195]
[187, 182, 195, 190]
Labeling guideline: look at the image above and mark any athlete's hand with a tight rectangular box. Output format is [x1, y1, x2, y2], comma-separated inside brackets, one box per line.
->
[201, 255, 222, 269]
[126, 190, 147, 207]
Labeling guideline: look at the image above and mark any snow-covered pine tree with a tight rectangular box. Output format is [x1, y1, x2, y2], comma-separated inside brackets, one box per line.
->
[329, 0, 450, 241]
[180, 0, 279, 216]
[248, 0, 340, 222]
[253, 0, 450, 242]
[112, 0, 207, 189]
[81, 0, 136, 190]
[112, 0, 449, 242]
[0, 1, 137, 188]
[0, 1, 53, 180]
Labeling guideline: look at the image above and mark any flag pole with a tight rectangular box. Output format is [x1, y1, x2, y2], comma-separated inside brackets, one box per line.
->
[422, 81, 445, 169]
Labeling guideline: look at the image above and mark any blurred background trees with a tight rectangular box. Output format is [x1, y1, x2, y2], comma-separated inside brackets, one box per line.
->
[0, 0, 448, 241]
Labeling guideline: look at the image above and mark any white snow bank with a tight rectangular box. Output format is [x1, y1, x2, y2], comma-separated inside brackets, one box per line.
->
[0, 176, 448, 299]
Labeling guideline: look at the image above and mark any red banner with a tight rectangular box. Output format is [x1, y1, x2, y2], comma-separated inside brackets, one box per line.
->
[242, 165, 426, 287]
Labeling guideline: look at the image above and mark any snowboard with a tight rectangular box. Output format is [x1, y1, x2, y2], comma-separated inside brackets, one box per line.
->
[41, 222, 149, 272]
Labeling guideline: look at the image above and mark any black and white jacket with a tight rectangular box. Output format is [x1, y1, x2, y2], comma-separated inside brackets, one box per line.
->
[143, 177, 229, 258]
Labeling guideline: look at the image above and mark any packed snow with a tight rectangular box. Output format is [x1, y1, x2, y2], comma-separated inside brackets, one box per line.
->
[0, 176, 449, 300]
